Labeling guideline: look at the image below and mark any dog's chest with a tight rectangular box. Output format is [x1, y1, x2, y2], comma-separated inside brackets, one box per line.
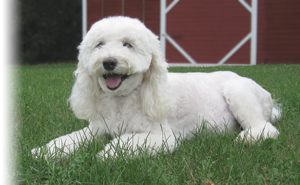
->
[97, 93, 151, 133]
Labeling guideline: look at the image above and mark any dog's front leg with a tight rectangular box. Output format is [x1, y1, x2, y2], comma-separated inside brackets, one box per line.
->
[98, 132, 176, 159]
[31, 126, 97, 158]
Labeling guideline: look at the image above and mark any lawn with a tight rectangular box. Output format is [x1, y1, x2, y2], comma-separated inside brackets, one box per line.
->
[12, 63, 300, 184]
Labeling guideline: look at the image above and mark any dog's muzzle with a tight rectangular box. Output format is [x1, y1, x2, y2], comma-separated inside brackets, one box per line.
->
[103, 57, 117, 71]
[102, 57, 129, 90]
[103, 74, 129, 90]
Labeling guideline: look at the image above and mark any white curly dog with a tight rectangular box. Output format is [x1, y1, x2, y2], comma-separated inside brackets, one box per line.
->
[32, 16, 280, 158]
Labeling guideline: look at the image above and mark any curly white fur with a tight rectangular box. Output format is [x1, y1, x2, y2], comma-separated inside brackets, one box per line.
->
[31, 16, 280, 158]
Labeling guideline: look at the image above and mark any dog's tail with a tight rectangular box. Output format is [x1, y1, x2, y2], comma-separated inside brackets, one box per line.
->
[271, 100, 282, 123]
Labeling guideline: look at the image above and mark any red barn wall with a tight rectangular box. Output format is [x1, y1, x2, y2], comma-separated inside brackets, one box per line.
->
[165, 0, 251, 64]
[86, 0, 300, 64]
[87, 0, 160, 36]
[257, 0, 300, 64]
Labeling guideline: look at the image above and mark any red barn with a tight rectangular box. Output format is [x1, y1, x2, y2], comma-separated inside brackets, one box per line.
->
[82, 0, 300, 65]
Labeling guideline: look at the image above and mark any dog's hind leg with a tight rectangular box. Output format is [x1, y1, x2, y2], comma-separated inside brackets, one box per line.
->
[222, 79, 280, 142]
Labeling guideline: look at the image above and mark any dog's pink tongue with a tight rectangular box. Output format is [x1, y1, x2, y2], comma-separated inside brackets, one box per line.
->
[105, 75, 121, 89]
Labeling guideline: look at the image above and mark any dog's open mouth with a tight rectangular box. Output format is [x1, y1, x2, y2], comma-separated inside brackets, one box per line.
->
[103, 74, 129, 90]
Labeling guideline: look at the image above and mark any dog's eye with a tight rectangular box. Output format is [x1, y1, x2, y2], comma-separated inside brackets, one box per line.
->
[123, 42, 133, 48]
[96, 42, 104, 48]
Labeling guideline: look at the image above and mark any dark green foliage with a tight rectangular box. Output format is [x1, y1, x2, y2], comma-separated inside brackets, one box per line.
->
[20, 0, 82, 64]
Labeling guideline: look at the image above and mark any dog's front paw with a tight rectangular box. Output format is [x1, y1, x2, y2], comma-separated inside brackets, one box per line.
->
[97, 146, 117, 160]
[31, 141, 62, 158]
[31, 146, 47, 158]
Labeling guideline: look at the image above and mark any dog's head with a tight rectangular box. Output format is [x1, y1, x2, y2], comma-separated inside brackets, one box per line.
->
[70, 16, 173, 120]
[78, 16, 166, 96]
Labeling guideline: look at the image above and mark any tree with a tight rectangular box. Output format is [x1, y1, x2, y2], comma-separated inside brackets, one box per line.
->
[20, 0, 82, 64]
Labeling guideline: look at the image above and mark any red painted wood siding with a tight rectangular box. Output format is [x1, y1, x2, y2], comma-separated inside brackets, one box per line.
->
[87, 0, 300, 64]
[165, 0, 251, 64]
[87, 0, 160, 36]
[257, 0, 300, 64]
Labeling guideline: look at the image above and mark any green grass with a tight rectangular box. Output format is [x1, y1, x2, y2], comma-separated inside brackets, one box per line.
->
[12, 63, 300, 184]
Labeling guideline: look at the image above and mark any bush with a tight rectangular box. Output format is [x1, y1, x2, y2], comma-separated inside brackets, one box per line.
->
[20, 0, 82, 64]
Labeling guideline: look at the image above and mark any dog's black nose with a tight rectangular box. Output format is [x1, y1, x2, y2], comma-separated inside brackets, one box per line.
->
[103, 57, 117, 71]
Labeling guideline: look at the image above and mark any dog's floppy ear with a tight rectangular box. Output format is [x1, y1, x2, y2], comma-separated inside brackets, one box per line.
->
[68, 50, 100, 120]
[141, 37, 175, 121]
